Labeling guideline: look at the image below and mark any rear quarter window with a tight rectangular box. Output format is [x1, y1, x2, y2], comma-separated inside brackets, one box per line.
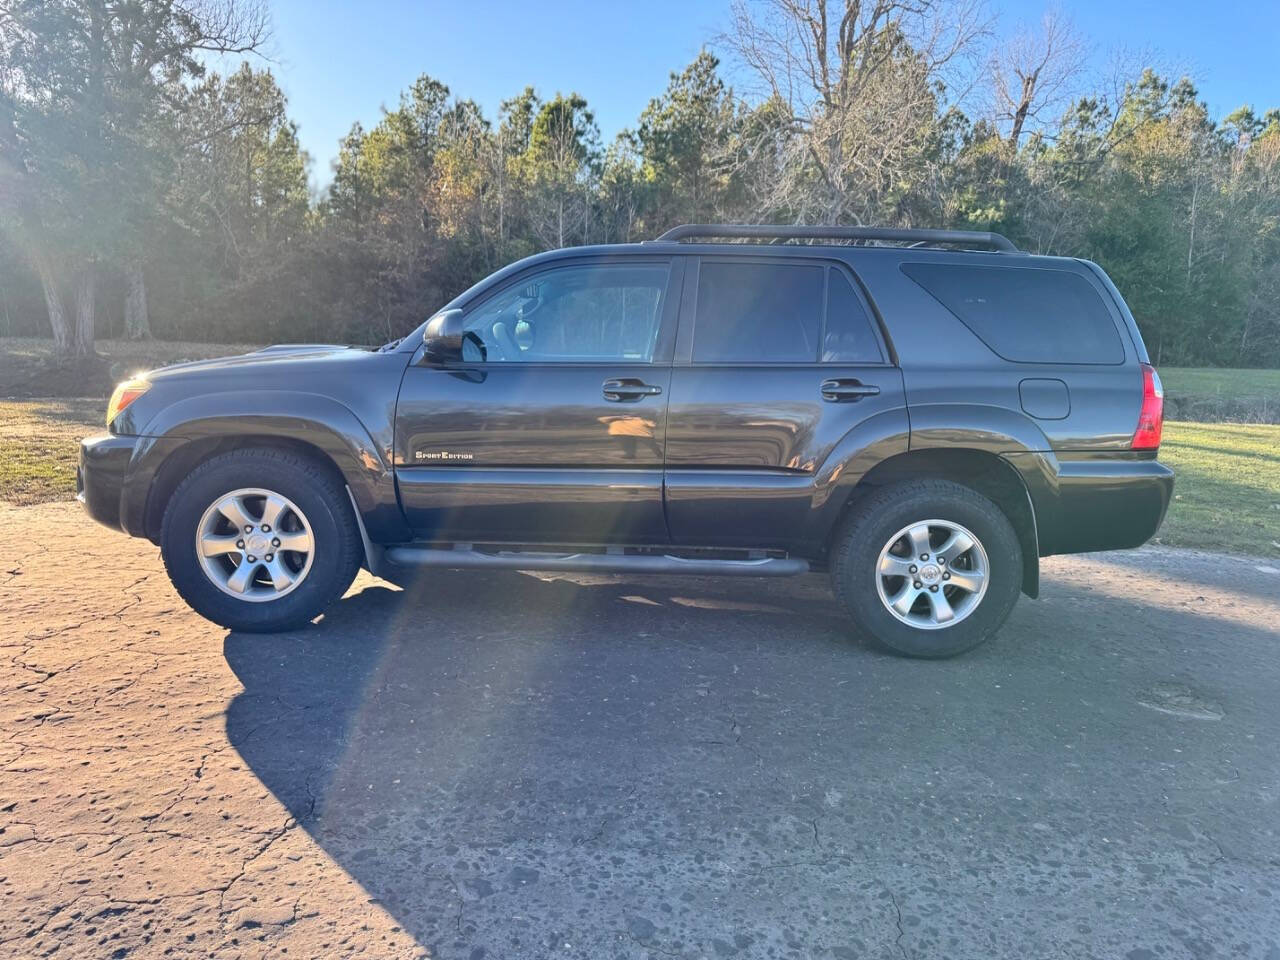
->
[900, 263, 1125, 364]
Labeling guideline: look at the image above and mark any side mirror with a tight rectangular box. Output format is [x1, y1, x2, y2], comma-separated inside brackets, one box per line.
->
[421, 309, 471, 364]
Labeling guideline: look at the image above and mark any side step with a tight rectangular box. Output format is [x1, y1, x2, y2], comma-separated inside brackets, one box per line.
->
[383, 546, 809, 578]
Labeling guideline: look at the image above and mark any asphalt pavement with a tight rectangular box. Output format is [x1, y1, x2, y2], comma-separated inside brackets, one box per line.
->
[3, 501, 1279, 959]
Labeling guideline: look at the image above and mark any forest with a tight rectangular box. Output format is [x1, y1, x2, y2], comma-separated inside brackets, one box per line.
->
[2, 0, 1279, 367]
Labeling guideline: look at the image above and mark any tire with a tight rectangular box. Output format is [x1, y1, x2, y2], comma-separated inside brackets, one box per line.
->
[160, 447, 363, 632]
[829, 479, 1022, 658]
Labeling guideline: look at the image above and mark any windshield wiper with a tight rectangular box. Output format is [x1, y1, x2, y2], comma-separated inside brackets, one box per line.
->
[377, 336, 404, 353]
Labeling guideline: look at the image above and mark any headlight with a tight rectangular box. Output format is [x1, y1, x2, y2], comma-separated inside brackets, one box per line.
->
[106, 378, 150, 427]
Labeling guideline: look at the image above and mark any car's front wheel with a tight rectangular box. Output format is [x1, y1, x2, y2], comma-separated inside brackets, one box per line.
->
[160, 448, 362, 632]
[830, 479, 1023, 658]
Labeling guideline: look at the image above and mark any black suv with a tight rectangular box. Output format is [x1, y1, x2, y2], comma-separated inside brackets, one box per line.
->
[79, 224, 1173, 657]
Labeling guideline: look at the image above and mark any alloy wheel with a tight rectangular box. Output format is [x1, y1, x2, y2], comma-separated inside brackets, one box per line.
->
[874, 519, 990, 630]
[196, 488, 315, 602]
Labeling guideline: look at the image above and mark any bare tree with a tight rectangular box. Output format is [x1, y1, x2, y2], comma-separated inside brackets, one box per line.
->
[990, 7, 1086, 147]
[720, 0, 989, 224]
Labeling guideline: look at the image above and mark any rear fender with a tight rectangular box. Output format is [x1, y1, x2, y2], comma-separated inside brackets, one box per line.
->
[907, 402, 1061, 511]
[815, 404, 1050, 596]
[908, 402, 1053, 455]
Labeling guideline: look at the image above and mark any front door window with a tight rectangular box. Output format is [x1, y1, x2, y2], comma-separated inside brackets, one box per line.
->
[462, 263, 669, 363]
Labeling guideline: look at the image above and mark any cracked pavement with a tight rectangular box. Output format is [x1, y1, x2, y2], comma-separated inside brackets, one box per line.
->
[2, 501, 1280, 958]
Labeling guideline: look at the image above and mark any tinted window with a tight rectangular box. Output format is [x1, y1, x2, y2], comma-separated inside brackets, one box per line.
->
[824, 270, 883, 363]
[693, 261, 823, 363]
[901, 263, 1124, 364]
[463, 263, 668, 362]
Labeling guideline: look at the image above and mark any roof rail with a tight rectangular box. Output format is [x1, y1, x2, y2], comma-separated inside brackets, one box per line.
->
[652, 223, 1019, 253]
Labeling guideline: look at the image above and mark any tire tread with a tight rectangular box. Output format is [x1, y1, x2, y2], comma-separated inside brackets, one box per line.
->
[829, 478, 1022, 658]
[160, 446, 362, 632]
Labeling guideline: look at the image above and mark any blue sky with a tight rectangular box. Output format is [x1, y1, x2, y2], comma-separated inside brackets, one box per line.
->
[258, 0, 1280, 188]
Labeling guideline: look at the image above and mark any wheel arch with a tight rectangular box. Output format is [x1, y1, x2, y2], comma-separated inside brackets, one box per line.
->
[123, 392, 410, 544]
[139, 434, 349, 543]
[828, 447, 1040, 598]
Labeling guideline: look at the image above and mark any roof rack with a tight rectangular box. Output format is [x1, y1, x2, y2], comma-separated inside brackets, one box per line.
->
[652, 223, 1019, 253]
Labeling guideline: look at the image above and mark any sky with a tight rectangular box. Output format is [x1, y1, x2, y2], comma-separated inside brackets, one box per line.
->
[256, 0, 1280, 189]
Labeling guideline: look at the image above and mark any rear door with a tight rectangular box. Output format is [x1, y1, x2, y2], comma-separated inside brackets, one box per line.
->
[394, 256, 682, 544]
[663, 255, 906, 549]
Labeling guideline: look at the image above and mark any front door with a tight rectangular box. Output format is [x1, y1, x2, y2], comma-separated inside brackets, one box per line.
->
[663, 255, 908, 550]
[394, 257, 682, 544]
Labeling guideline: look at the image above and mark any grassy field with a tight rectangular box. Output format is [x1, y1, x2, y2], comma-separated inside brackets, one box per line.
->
[1160, 366, 1280, 397]
[0, 398, 100, 505]
[1159, 366, 1280, 423]
[0, 337, 266, 506]
[1156, 421, 1280, 556]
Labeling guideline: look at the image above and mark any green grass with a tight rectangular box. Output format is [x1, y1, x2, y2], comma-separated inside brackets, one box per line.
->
[1159, 367, 1280, 423]
[0, 398, 101, 505]
[1160, 366, 1280, 399]
[1156, 421, 1280, 556]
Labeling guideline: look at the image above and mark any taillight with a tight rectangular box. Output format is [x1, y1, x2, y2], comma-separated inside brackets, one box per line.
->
[106, 378, 150, 427]
[1131, 363, 1164, 450]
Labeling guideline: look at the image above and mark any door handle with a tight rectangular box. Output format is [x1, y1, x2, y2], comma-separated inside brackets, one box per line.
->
[603, 378, 663, 402]
[821, 378, 881, 402]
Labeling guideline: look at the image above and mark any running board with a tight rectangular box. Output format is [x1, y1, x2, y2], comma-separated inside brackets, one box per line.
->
[383, 546, 809, 577]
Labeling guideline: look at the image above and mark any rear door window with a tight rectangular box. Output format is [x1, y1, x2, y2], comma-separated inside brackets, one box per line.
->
[823, 269, 884, 363]
[901, 263, 1124, 364]
[691, 260, 884, 364]
[693, 261, 823, 363]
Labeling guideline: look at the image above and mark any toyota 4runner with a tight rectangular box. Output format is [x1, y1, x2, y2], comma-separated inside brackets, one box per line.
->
[79, 224, 1173, 657]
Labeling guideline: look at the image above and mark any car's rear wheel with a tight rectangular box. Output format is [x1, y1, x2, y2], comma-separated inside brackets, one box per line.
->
[830, 479, 1022, 658]
[161, 448, 362, 632]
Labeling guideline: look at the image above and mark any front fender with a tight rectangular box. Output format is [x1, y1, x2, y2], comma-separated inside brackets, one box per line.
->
[122, 391, 409, 543]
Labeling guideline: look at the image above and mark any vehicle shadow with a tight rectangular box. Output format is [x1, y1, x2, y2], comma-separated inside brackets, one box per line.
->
[223, 570, 866, 956]
[222, 566, 1280, 959]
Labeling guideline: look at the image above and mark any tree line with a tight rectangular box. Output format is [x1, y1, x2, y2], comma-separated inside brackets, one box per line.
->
[2, 0, 1279, 367]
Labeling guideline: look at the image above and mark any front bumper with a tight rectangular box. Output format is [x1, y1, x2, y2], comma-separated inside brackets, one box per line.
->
[78, 434, 141, 533]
